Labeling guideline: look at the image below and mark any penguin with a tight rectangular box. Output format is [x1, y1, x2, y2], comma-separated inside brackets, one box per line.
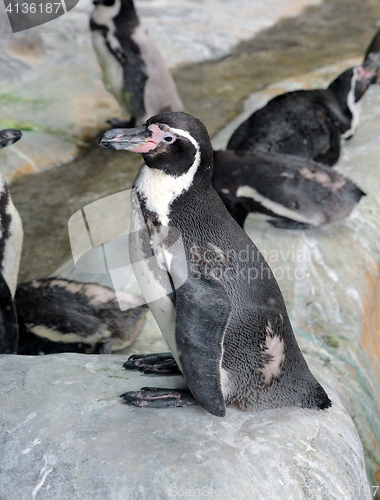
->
[0, 129, 23, 354]
[227, 58, 379, 166]
[15, 278, 148, 355]
[89, 0, 184, 128]
[99, 112, 332, 417]
[212, 149, 365, 229]
[363, 27, 380, 83]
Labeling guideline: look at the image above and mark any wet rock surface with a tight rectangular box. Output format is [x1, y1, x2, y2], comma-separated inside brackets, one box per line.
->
[0, 354, 372, 500]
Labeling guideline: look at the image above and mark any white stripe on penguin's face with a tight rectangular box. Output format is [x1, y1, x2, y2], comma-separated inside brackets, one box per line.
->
[134, 126, 201, 226]
[342, 67, 362, 140]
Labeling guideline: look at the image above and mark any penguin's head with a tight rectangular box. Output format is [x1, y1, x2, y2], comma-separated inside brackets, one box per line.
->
[0, 129, 22, 149]
[364, 27, 380, 83]
[99, 112, 214, 182]
[328, 60, 380, 108]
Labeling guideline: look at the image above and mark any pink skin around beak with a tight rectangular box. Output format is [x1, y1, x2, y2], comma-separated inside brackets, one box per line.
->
[99, 124, 175, 153]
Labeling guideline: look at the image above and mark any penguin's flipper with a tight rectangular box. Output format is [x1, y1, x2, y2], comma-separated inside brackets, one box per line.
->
[0, 272, 18, 354]
[123, 352, 181, 375]
[268, 218, 315, 230]
[174, 275, 232, 418]
[121, 387, 199, 409]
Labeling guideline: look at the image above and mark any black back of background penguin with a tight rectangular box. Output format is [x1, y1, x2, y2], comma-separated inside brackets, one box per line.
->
[212, 150, 365, 229]
[15, 278, 148, 355]
[227, 29, 380, 166]
[100, 112, 332, 417]
[90, 0, 183, 126]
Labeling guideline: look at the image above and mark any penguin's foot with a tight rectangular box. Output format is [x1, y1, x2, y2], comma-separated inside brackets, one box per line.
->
[120, 387, 199, 409]
[107, 117, 136, 128]
[268, 218, 315, 230]
[123, 352, 181, 375]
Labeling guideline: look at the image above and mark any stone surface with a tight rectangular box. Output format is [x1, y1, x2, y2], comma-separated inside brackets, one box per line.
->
[0, 354, 372, 500]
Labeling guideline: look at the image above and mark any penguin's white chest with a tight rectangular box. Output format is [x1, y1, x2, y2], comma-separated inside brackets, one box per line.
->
[129, 190, 180, 367]
[91, 30, 125, 109]
[1, 188, 23, 297]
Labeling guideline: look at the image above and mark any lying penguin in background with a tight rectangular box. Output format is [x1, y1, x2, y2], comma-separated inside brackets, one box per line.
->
[0, 132, 148, 356]
[90, 0, 184, 128]
[227, 32, 380, 166]
[99, 112, 331, 417]
[212, 150, 365, 230]
[0, 129, 23, 354]
[15, 278, 148, 355]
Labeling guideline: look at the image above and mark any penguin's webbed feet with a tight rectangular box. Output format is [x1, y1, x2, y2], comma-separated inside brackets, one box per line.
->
[123, 352, 181, 375]
[120, 387, 199, 409]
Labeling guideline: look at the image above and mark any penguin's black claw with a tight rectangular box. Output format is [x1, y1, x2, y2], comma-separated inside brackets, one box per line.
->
[107, 117, 136, 128]
[122, 352, 181, 375]
[268, 218, 315, 230]
[120, 387, 199, 408]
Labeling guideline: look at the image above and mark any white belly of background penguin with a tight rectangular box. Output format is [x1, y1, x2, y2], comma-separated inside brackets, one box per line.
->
[99, 111, 332, 417]
[0, 129, 23, 354]
[90, 0, 183, 127]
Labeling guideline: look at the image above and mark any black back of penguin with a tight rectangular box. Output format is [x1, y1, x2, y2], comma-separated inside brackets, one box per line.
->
[212, 149, 365, 229]
[15, 278, 148, 355]
[226, 78, 357, 166]
[227, 52, 378, 166]
[100, 112, 331, 415]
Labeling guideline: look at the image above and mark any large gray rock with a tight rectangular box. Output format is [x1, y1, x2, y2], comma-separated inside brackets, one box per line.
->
[0, 354, 372, 500]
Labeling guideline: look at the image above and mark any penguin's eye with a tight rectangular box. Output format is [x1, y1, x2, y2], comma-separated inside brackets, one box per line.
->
[164, 136, 173, 143]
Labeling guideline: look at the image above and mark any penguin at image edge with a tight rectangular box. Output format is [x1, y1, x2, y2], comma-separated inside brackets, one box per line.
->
[0, 129, 23, 354]
[99, 112, 332, 417]
[90, 0, 184, 128]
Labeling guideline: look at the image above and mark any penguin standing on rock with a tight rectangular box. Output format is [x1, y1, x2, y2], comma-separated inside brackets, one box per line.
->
[90, 0, 184, 128]
[0, 129, 23, 354]
[212, 150, 365, 229]
[99, 112, 331, 417]
[227, 41, 380, 166]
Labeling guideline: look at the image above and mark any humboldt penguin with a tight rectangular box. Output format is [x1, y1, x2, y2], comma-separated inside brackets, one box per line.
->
[15, 278, 148, 355]
[0, 129, 23, 354]
[99, 112, 331, 417]
[90, 0, 183, 128]
[227, 31, 380, 166]
[212, 150, 365, 229]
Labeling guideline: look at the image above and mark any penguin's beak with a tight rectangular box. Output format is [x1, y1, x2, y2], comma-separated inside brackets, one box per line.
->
[355, 53, 380, 101]
[0, 129, 22, 149]
[99, 127, 156, 152]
